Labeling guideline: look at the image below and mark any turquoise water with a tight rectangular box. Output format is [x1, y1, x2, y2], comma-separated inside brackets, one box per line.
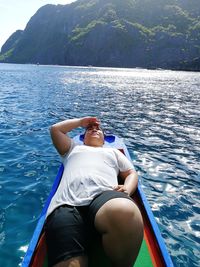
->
[0, 63, 199, 267]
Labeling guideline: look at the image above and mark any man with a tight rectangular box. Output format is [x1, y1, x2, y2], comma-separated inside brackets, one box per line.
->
[45, 117, 143, 267]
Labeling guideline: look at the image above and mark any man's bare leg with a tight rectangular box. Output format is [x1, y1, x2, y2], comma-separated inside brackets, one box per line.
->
[95, 198, 143, 267]
[53, 256, 88, 267]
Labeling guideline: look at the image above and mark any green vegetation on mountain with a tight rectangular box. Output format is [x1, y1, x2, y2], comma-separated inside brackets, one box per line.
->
[0, 0, 200, 70]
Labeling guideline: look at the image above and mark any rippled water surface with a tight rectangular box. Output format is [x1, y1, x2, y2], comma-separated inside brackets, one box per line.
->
[0, 63, 199, 267]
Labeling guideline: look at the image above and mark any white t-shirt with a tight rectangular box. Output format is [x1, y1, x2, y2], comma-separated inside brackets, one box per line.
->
[46, 141, 134, 217]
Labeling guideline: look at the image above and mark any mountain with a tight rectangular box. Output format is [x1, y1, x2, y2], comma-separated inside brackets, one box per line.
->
[0, 0, 200, 70]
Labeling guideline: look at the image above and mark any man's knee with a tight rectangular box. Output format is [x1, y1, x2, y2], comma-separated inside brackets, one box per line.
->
[95, 198, 143, 233]
[94, 198, 143, 267]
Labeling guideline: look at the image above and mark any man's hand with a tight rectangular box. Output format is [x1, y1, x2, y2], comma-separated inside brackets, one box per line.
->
[114, 185, 129, 195]
[117, 169, 138, 197]
[80, 117, 100, 128]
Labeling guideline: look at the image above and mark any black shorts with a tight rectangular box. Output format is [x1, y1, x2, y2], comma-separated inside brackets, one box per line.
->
[45, 190, 133, 266]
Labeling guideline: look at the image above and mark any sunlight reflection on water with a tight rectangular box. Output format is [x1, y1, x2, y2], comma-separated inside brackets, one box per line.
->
[0, 64, 199, 267]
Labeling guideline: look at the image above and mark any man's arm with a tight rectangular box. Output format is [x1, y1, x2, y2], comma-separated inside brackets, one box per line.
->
[114, 169, 138, 196]
[50, 117, 99, 155]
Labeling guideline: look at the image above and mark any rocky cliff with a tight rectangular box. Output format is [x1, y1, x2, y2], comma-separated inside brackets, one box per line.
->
[0, 0, 200, 70]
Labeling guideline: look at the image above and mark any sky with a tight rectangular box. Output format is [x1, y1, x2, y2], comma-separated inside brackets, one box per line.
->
[0, 0, 76, 51]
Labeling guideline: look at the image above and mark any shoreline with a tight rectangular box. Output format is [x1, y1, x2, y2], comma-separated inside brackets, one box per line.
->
[0, 61, 199, 73]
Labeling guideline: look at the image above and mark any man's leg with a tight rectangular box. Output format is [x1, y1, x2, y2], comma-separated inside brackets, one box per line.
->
[45, 206, 89, 267]
[53, 256, 88, 267]
[94, 198, 143, 267]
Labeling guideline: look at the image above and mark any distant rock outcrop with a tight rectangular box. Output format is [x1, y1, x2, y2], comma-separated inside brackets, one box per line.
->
[1, 30, 23, 54]
[0, 0, 200, 70]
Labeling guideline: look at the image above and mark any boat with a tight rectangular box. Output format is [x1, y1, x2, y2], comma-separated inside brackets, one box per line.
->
[22, 134, 174, 267]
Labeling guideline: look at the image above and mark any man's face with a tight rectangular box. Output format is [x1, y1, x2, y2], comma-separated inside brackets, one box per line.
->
[84, 123, 104, 147]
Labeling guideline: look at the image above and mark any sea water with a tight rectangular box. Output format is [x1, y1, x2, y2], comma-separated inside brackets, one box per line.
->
[0, 63, 199, 267]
